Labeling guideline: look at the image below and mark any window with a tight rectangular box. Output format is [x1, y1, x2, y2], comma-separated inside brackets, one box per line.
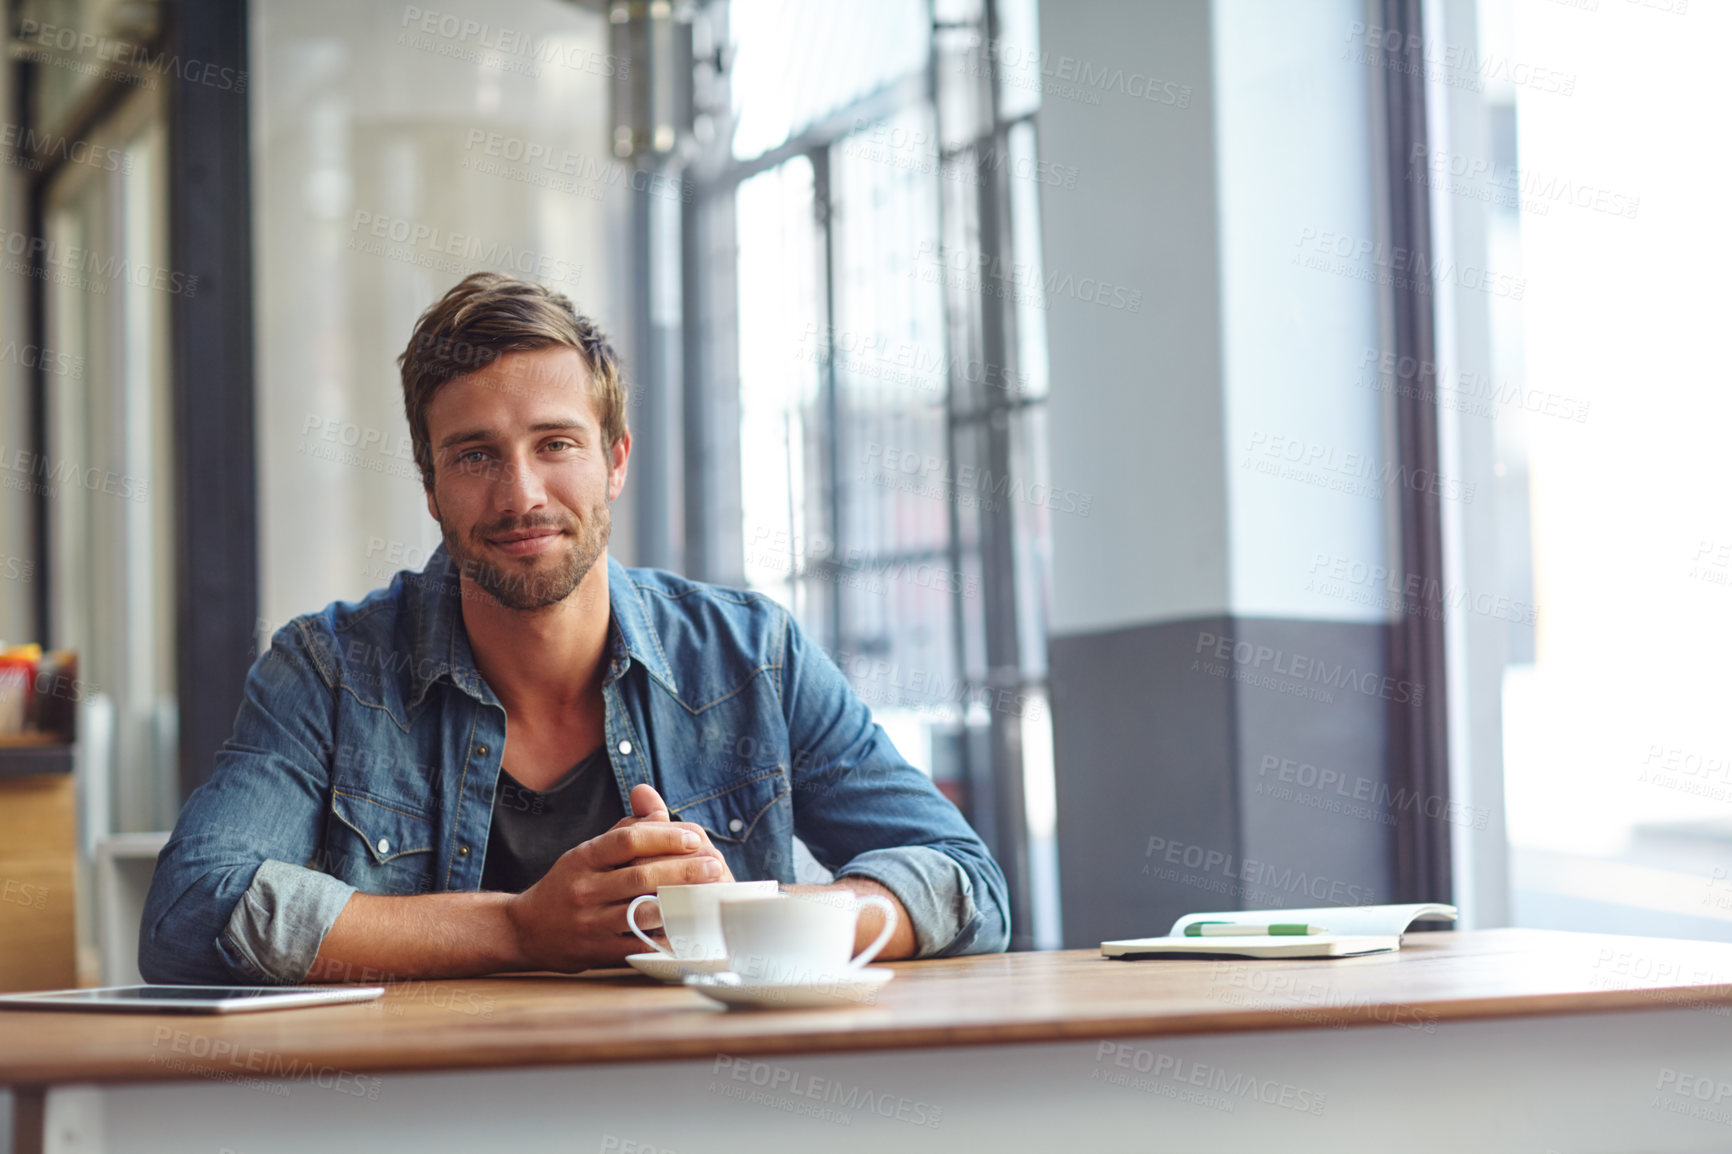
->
[1439, 0, 1732, 939]
[40, 81, 178, 834]
[697, 0, 1058, 946]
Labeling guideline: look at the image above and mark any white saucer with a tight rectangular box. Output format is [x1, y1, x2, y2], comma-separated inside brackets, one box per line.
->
[683, 967, 895, 1009]
[626, 953, 733, 983]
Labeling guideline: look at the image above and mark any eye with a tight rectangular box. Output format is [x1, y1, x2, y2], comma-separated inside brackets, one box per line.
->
[450, 449, 496, 475]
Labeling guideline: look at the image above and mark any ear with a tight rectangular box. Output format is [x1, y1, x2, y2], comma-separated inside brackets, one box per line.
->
[425, 483, 440, 524]
[606, 428, 632, 502]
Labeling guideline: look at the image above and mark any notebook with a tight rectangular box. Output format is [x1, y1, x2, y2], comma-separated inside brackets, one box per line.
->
[1100, 902, 1458, 960]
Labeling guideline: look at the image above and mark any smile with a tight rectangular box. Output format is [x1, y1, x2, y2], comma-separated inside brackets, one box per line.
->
[487, 529, 563, 557]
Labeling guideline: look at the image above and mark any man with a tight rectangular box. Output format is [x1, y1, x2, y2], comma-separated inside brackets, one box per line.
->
[140, 272, 1009, 984]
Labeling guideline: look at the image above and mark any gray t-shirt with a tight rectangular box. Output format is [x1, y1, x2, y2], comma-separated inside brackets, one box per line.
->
[480, 747, 625, 893]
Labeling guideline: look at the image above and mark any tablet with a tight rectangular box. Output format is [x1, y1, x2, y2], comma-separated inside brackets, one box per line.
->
[0, 985, 386, 1014]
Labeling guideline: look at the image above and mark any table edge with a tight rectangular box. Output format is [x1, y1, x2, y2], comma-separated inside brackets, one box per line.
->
[5, 981, 1728, 1089]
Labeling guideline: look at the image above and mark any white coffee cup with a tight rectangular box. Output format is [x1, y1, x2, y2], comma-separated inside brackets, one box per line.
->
[626, 881, 780, 960]
[719, 891, 898, 985]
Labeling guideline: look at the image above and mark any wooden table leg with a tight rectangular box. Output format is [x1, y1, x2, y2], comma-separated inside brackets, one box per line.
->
[12, 1086, 45, 1154]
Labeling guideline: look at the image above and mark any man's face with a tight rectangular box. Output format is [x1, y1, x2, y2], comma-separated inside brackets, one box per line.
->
[422, 346, 629, 611]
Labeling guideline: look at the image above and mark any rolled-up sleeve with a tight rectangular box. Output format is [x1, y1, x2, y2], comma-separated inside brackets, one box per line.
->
[216, 860, 358, 983]
[835, 846, 999, 957]
[778, 611, 1011, 956]
[140, 622, 356, 985]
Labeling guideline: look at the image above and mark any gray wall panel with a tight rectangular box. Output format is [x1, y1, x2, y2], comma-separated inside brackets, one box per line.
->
[1053, 614, 1399, 947]
[1230, 617, 1395, 911]
[1051, 615, 1239, 949]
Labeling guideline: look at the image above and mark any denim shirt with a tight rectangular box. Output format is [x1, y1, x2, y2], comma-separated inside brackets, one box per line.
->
[140, 546, 1010, 984]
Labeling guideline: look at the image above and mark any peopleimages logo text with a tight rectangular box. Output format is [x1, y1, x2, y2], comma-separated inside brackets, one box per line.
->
[348, 210, 582, 288]
[911, 240, 1142, 312]
[1293, 226, 1523, 299]
[0, 227, 198, 296]
[16, 20, 247, 92]
[0, 444, 149, 502]
[1144, 835, 1376, 904]
[399, 6, 626, 76]
[1245, 431, 1475, 504]
[979, 41, 1193, 108]
[864, 442, 1092, 516]
[1194, 631, 1422, 706]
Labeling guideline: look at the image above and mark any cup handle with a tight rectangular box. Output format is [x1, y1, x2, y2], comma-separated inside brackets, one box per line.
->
[849, 894, 899, 968]
[626, 895, 672, 956]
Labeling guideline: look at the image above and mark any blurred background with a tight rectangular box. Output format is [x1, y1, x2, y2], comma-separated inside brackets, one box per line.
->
[0, 0, 1727, 991]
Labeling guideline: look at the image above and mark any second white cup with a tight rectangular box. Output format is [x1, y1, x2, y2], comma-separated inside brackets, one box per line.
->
[719, 891, 898, 985]
[627, 880, 781, 960]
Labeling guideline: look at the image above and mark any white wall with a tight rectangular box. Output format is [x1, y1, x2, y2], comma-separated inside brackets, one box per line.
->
[1038, 0, 1231, 637]
[1214, 0, 1389, 623]
[1040, 0, 1391, 637]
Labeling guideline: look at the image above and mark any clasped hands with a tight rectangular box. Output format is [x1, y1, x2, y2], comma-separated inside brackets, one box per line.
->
[505, 782, 736, 972]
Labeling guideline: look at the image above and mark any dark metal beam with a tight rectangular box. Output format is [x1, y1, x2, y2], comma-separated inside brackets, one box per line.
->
[1377, 0, 1453, 905]
[973, 0, 1033, 954]
[812, 146, 844, 651]
[167, 0, 259, 801]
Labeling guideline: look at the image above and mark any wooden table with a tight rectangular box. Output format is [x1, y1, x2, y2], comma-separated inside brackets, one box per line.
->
[5, 929, 1732, 1153]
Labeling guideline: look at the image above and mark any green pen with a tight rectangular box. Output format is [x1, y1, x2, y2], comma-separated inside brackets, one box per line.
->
[1183, 922, 1328, 937]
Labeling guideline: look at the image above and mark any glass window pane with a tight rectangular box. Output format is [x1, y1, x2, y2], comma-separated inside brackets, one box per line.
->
[728, 0, 930, 161]
[43, 90, 177, 832]
[1476, 0, 1732, 940]
[736, 155, 820, 615]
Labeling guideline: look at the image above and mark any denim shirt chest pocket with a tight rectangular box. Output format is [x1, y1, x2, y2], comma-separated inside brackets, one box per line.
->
[325, 789, 438, 897]
[665, 767, 790, 880]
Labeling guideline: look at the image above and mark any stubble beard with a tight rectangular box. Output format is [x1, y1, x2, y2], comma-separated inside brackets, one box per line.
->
[441, 497, 612, 612]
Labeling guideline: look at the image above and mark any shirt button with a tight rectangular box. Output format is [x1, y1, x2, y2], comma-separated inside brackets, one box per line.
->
[376, 838, 390, 855]
[458, 845, 470, 857]
[618, 740, 633, 755]
[478, 745, 490, 757]
[728, 818, 744, 833]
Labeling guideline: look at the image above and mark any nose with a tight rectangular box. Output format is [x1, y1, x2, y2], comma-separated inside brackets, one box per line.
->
[492, 448, 548, 517]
